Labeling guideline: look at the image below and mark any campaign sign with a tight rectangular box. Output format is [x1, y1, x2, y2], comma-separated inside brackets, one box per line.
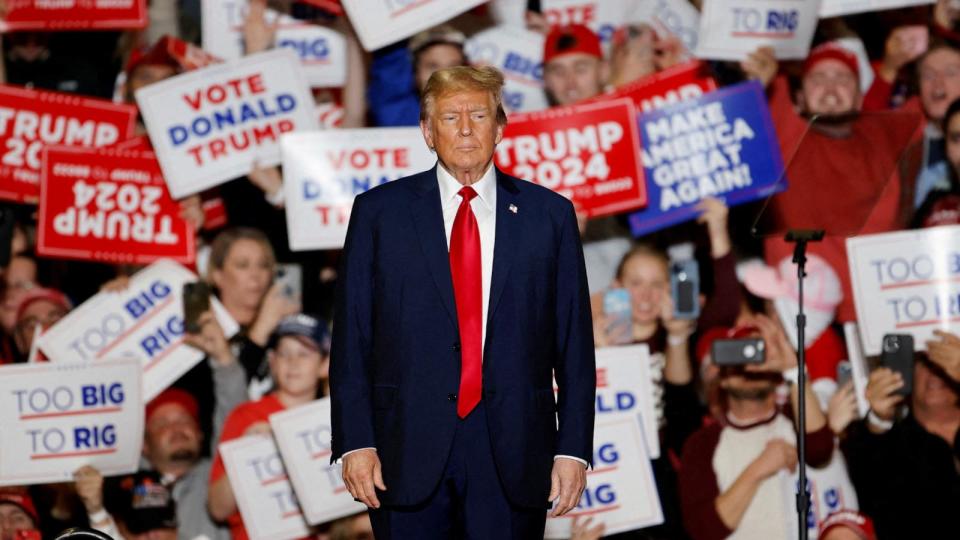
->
[340, 0, 485, 51]
[269, 399, 365, 525]
[0, 0, 147, 32]
[820, 0, 934, 18]
[594, 345, 659, 459]
[0, 85, 138, 203]
[593, 61, 717, 114]
[496, 98, 646, 218]
[695, 0, 822, 60]
[544, 418, 663, 538]
[628, 0, 701, 53]
[0, 360, 143, 486]
[136, 49, 318, 199]
[842, 322, 871, 418]
[846, 225, 960, 356]
[282, 128, 435, 251]
[201, 0, 347, 88]
[220, 435, 310, 540]
[541, 0, 634, 46]
[465, 26, 548, 114]
[628, 81, 784, 237]
[37, 146, 195, 265]
[38, 259, 239, 401]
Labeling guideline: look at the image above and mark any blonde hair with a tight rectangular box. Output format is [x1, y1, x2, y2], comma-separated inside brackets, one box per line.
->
[207, 227, 276, 281]
[419, 65, 508, 126]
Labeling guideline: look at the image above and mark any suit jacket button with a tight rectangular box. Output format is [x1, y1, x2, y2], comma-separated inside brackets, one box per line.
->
[447, 393, 457, 402]
[452, 343, 461, 352]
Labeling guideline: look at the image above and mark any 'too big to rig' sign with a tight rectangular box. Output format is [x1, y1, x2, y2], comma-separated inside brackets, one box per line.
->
[0, 85, 137, 203]
[136, 49, 318, 199]
[0, 360, 143, 486]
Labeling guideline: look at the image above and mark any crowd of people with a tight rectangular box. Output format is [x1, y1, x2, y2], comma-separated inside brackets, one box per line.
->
[0, 1, 959, 540]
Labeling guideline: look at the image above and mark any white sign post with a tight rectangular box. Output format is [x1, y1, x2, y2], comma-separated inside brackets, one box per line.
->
[595, 345, 660, 459]
[340, 0, 485, 51]
[842, 322, 871, 418]
[0, 360, 143, 486]
[270, 399, 365, 525]
[220, 435, 310, 540]
[847, 225, 960, 356]
[38, 259, 238, 401]
[820, 0, 934, 18]
[136, 49, 318, 198]
[465, 26, 548, 114]
[281, 128, 436, 251]
[544, 418, 664, 538]
[202, 0, 347, 88]
[695, 0, 822, 60]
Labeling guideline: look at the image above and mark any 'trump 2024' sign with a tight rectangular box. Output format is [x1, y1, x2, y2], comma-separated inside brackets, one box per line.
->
[136, 49, 318, 199]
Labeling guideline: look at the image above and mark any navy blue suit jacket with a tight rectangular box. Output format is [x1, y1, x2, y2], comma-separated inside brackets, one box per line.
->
[330, 165, 596, 509]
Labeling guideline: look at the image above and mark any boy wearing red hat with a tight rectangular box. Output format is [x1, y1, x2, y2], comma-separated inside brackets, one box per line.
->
[0, 488, 39, 540]
[542, 24, 608, 106]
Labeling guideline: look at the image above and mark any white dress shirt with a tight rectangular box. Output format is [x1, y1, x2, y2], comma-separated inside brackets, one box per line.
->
[342, 163, 586, 468]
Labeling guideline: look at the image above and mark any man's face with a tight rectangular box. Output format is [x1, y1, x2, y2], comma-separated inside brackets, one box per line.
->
[919, 47, 960, 123]
[421, 90, 503, 175]
[143, 403, 202, 470]
[14, 299, 67, 354]
[415, 44, 465, 92]
[543, 53, 606, 105]
[0, 504, 35, 540]
[800, 59, 861, 117]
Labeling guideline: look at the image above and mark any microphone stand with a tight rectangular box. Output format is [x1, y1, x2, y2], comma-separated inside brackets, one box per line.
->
[785, 229, 823, 540]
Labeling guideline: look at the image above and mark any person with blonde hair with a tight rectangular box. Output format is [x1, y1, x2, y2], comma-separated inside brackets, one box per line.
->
[331, 65, 596, 538]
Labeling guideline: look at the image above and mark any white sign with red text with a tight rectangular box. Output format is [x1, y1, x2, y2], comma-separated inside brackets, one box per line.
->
[628, 0, 701, 53]
[220, 435, 310, 540]
[695, 0, 822, 60]
[820, 0, 934, 18]
[465, 25, 548, 114]
[340, 0, 485, 51]
[541, 0, 631, 48]
[269, 398, 365, 525]
[37, 259, 239, 401]
[201, 0, 347, 88]
[281, 128, 435, 251]
[544, 418, 664, 538]
[847, 225, 960, 356]
[136, 49, 318, 199]
[0, 360, 143, 486]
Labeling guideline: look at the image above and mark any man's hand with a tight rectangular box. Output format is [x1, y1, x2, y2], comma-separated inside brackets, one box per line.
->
[827, 381, 859, 435]
[747, 314, 797, 374]
[926, 329, 960, 382]
[342, 449, 386, 509]
[243, 0, 278, 55]
[880, 26, 928, 82]
[570, 516, 605, 540]
[74, 465, 105, 514]
[183, 310, 234, 366]
[740, 46, 778, 89]
[549, 458, 586, 517]
[865, 367, 904, 424]
[747, 438, 797, 481]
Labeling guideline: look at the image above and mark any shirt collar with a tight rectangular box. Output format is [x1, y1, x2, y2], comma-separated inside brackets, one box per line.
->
[437, 161, 496, 211]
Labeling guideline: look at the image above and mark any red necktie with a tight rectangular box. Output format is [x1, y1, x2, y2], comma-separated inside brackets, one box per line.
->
[450, 186, 482, 418]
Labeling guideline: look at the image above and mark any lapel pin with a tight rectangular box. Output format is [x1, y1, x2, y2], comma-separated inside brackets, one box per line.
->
[509, 204, 518, 214]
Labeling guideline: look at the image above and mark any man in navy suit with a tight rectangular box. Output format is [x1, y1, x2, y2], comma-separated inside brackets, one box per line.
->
[330, 65, 596, 539]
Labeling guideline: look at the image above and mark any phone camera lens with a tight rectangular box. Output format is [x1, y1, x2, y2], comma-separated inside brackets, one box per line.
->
[743, 344, 756, 359]
[883, 336, 900, 354]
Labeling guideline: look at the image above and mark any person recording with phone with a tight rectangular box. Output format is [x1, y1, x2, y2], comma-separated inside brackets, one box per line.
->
[679, 315, 833, 540]
[841, 336, 959, 540]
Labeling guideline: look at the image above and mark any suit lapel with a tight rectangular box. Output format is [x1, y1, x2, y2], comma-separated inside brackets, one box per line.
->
[410, 166, 458, 325]
[487, 170, 521, 331]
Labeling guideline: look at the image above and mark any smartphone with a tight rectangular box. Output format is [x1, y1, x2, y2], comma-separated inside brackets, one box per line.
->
[603, 288, 632, 345]
[712, 338, 765, 366]
[836, 360, 853, 389]
[670, 259, 700, 320]
[275, 263, 302, 300]
[182, 282, 212, 334]
[880, 334, 914, 396]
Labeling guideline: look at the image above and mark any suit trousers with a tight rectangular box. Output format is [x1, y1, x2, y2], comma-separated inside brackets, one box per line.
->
[368, 402, 548, 539]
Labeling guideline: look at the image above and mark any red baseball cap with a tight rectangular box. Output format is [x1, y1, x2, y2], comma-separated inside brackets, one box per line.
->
[146, 388, 200, 425]
[819, 510, 877, 540]
[544, 24, 603, 65]
[803, 42, 859, 80]
[14, 287, 71, 323]
[0, 488, 39, 527]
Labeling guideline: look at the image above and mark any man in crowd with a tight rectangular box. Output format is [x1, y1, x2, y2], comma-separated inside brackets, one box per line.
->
[75, 389, 229, 540]
[842, 354, 959, 538]
[12, 287, 70, 360]
[0, 489, 40, 540]
[680, 316, 834, 540]
[542, 24, 607, 106]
